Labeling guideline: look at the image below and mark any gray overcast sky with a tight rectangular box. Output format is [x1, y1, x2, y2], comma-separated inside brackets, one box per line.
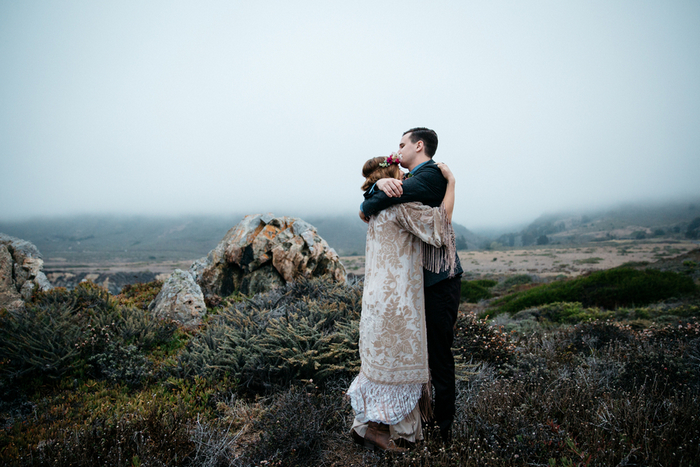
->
[1, 1, 699, 229]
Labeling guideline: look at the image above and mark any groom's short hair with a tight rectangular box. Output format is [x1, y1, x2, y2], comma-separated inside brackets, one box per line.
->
[403, 127, 438, 158]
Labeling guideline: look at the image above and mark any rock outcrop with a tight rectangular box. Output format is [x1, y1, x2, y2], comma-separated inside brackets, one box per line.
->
[148, 269, 206, 328]
[0, 233, 52, 312]
[190, 213, 346, 301]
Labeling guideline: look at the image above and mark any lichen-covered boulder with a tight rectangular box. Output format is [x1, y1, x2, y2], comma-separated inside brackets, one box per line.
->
[0, 245, 24, 312]
[191, 213, 346, 300]
[0, 233, 52, 312]
[148, 269, 205, 328]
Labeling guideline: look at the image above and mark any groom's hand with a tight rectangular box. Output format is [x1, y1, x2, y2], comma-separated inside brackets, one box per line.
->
[377, 178, 403, 198]
[359, 210, 369, 223]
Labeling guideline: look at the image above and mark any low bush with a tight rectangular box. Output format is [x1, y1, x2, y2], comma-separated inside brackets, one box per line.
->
[27, 397, 196, 467]
[175, 277, 362, 393]
[0, 375, 235, 465]
[116, 280, 163, 310]
[453, 311, 516, 369]
[498, 274, 533, 290]
[0, 301, 87, 387]
[0, 282, 178, 395]
[536, 302, 615, 324]
[460, 280, 496, 303]
[380, 319, 700, 467]
[573, 257, 603, 265]
[559, 320, 634, 353]
[491, 268, 697, 315]
[241, 386, 349, 466]
[87, 341, 154, 388]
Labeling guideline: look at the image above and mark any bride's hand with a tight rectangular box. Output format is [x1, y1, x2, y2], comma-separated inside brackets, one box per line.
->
[436, 162, 455, 183]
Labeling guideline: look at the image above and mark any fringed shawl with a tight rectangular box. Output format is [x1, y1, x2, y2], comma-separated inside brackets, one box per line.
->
[348, 201, 455, 425]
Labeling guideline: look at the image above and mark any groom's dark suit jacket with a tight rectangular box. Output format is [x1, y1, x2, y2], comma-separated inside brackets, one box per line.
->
[361, 159, 463, 287]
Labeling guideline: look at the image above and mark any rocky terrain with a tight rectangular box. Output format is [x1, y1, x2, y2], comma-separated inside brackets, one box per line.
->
[2, 213, 345, 325]
[0, 233, 52, 312]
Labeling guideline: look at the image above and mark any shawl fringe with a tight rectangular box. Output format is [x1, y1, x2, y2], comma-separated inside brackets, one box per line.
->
[422, 203, 457, 278]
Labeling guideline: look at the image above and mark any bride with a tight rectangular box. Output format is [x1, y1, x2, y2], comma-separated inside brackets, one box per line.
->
[347, 154, 457, 452]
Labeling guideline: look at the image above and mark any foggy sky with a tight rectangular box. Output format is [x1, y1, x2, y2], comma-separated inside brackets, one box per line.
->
[2, 1, 699, 229]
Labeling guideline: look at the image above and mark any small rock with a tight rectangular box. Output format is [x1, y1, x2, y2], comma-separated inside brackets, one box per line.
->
[149, 269, 206, 328]
[0, 234, 52, 312]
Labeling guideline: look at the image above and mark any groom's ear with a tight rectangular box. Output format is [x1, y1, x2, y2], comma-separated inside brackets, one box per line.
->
[415, 140, 424, 153]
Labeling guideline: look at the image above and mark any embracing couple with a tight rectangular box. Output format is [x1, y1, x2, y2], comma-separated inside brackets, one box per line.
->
[347, 127, 463, 452]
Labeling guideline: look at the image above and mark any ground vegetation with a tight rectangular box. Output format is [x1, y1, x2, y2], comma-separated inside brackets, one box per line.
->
[1, 262, 699, 466]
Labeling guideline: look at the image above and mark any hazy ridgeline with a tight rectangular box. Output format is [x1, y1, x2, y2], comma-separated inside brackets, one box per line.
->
[0, 213, 482, 263]
[2, 200, 699, 266]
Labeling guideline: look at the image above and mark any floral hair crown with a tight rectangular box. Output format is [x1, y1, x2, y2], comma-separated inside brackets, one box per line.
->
[378, 152, 401, 167]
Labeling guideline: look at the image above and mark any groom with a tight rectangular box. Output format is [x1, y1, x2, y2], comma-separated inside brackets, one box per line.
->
[359, 127, 463, 442]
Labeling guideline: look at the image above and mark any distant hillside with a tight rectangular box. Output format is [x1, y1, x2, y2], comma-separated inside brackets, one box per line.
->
[304, 215, 368, 256]
[0, 213, 486, 264]
[3, 200, 698, 265]
[0, 215, 241, 263]
[308, 215, 485, 256]
[495, 199, 700, 247]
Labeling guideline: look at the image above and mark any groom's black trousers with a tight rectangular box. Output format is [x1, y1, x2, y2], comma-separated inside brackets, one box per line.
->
[424, 274, 462, 438]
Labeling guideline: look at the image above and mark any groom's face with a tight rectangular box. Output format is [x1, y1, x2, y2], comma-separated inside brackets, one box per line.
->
[398, 133, 419, 169]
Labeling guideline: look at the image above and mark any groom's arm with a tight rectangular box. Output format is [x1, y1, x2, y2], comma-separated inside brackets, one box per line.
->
[361, 165, 447, 217]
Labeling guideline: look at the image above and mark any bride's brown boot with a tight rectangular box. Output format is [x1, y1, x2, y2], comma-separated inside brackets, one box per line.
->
[364, 422, 408, 453]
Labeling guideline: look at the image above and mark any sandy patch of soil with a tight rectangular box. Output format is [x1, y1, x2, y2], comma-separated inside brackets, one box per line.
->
[341, 240, 699, 278]
[42, 239, 699, 282]
[44, 259, 195, 275]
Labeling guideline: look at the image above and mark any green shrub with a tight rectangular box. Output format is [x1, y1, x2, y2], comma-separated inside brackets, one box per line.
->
[573, 257, 603, 265]
[30, 281, 117, 317]
[387, 319, 700, 467]
[175, 277, 362, 393]
[617, 261, 649, 268]
[492, 268, 697, 315]
[537, 302, 614, 324]
[0, 282, 178, 394]
[473, 279, 498, 288]
[460, 280, 496, 303]
[116, 280, 163, 310]
[0, 301, 87, 388]
[87, 341, 153, 388]
[0, 375, 234, 465]
[453, 311, 516, 368]
[560, 320, 634, 353]
[242, 386, 349, 466]
[19, 394, 197, 466]
[497, 274, 533, 291]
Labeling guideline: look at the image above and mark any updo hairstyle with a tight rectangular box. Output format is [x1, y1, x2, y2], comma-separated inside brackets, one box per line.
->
[361, 156, 402, 192]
